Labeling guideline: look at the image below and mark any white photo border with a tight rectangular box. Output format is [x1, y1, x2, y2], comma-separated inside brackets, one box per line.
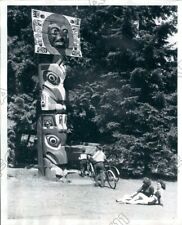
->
[1, 1, 181, 225]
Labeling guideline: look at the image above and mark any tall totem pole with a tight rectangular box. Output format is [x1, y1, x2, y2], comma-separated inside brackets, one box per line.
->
[31, 9, 82, 178]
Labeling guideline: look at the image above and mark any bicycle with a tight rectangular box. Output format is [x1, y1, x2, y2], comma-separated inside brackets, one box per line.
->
[105, 152, 121, 182]
[87, 159, 117, 189]
[105, 163, 120, 183]
[104, 163, 117, 189]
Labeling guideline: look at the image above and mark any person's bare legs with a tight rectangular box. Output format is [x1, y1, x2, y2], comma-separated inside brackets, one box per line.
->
[129, 199, 149, 205]
[116, 194, 133, 203]
[117, 193, 149, 204]
[129, 193, 149, 204]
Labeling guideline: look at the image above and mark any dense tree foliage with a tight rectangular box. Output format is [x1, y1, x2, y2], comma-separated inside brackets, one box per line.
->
[8, 6, 177, 179]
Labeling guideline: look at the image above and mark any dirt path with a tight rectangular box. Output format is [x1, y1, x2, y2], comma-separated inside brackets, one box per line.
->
[7, 168, 177, 225]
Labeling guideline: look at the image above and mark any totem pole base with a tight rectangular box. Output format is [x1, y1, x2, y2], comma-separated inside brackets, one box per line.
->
[44, 167, 57, 180]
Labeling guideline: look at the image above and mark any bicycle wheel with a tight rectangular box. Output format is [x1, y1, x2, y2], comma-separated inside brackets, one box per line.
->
[88, 162, 95, 178]
[110, 166, 120, 182]
[106, 170, 117, 189]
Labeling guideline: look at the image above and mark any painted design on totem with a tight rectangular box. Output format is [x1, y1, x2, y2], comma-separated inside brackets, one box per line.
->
[39, 63, 67, 112]
[42, 114, 68, 166]
[32, 9, 82, 57]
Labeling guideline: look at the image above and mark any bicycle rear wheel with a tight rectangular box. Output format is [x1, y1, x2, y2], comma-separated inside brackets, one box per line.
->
[106, 170, 117, 189]
[110, 166, 120, 182]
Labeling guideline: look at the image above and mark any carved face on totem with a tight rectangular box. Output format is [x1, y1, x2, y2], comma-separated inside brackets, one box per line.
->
[48, 23, 69, 51]
[42, 14, 74, 56]
[32, 9, 82, 57]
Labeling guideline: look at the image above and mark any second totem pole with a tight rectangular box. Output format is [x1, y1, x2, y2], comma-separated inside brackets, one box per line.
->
[31, 9, 82, 178]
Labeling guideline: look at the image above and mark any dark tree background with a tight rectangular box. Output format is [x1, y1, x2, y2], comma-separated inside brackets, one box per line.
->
[7, 6, 177, 179]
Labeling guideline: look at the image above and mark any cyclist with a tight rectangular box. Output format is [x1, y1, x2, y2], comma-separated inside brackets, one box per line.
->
[92, 146, 106, 187]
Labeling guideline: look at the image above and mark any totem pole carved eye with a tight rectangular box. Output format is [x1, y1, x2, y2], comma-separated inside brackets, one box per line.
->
[43, 71, 60, 85]
[46, 135, 60, 147]
[62, 28, 68, 34]
[50, 27, 60, 35]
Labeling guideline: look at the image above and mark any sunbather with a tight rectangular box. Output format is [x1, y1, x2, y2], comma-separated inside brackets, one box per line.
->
[117, 180, 166, 206]
[116, 177, 154, 202]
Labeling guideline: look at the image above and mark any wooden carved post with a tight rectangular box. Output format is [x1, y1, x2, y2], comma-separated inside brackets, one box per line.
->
[31, 9, 82, 178]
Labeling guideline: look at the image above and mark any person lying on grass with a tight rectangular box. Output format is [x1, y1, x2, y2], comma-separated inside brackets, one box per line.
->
[117, 180, 166, 206]
[116, 177, 154, 203]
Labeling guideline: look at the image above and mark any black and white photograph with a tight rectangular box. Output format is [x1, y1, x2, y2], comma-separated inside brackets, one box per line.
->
[0, 1, 181, 225]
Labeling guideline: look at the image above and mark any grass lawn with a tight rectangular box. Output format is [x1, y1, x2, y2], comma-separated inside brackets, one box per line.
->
[7, 168, 177, 225]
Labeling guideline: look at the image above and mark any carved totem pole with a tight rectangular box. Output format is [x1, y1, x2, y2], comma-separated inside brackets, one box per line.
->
[31, 9, 82, 178]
